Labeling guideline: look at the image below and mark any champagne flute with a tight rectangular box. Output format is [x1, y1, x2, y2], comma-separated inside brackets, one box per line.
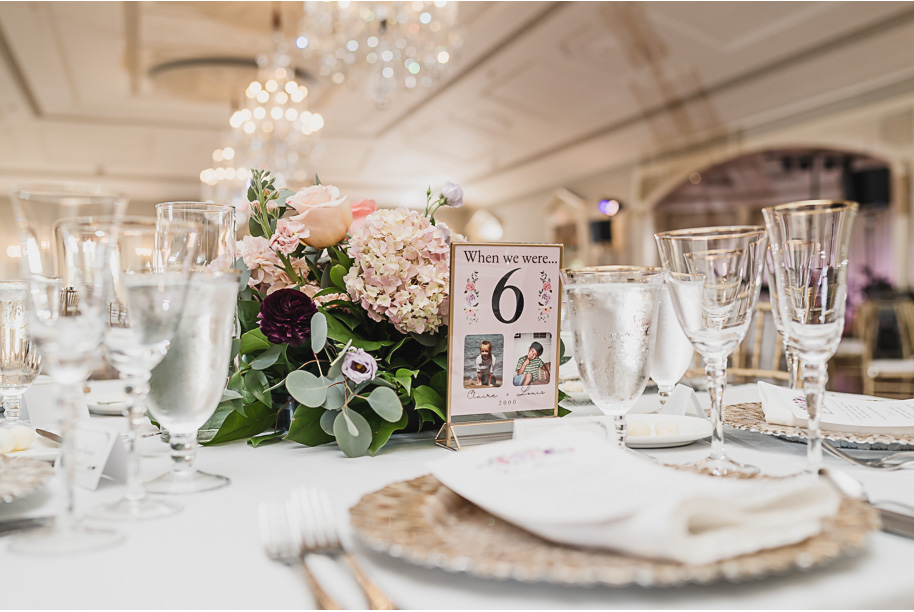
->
[144, 269, 240, 494]
[10, 183, 126, 554]
[763, 200, 857, 473]
[655, 227, 767, 477]
[90, 217, 199, 520]
[0, 281, 40, 427]
[561, 266, 663, 445]
[765, 248, 800, 389]
[649, 281, 695, 408]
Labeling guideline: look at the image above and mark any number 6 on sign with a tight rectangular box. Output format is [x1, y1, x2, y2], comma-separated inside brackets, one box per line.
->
[438, 242, 564, 450]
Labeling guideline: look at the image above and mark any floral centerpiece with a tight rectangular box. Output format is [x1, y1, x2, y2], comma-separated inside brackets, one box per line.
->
[205, 169, 566, 457]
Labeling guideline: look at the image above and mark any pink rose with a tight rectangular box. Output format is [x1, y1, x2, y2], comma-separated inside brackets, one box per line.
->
[286, 184, 352, 248]
[543, 282, 552, 291]
[465, 283, 475, 292]
[349, 198, 377, 232]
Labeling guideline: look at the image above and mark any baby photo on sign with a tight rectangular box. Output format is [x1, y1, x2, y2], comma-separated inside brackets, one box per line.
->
[463, 334, 504, 388]
[512, 332, 553, 387]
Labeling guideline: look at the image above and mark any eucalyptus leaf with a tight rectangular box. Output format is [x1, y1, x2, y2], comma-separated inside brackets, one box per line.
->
[367, 386, 402, 422]
[319, 409, 337, 435]
[324, 382, 346, 410]
[333, 409, 372, 457]
[286, 370, 327, 407]
[238, 266, 251, 291]
[310, 312, 328, 353]
[251, 344, 283, 370]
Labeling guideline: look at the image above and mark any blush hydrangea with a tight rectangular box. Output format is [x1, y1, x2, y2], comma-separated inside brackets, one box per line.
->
[344, 209, 450, 335]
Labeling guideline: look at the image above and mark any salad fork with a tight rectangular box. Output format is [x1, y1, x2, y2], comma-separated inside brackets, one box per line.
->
[258, 501, 341, 610]
[823, 440, 914, 471]
[290, 488, 397, 611]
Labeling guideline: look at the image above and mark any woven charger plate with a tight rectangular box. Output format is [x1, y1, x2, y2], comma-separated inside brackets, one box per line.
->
[350, 474, 877, 588]
[725, 402, 914, 450]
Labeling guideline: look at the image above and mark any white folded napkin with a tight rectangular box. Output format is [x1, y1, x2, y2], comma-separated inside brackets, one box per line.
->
[430, 431, 840, 565]
[758, 381, 914, 434]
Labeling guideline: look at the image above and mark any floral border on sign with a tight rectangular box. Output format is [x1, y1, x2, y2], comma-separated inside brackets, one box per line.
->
[464, 270, 479, 324]
[537, 271, 553, 322]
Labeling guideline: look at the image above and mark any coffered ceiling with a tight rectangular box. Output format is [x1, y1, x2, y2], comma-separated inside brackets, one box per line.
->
[0, 1, 913, 209]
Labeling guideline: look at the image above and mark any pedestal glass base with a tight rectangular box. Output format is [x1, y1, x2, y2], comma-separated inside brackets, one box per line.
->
[90, 496, 182, 521]
[145, 470, 230, 494]
[8, 523, 124, 555]
[680, 455, 759, 478]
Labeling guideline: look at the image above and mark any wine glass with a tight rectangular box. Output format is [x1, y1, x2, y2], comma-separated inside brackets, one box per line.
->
[655, 227, 767, 476]
[144, 269, 240, 494]
[0, 281, 41, 427]
[10, 183, 126, 554]
[765, 247, 800, 389]
[649, 281, 695, 408]
[561, 266, 664, 445]
[763, 200, 858, 473]
[89, 217, 199, 520]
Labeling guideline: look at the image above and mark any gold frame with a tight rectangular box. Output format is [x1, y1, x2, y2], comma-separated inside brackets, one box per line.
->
[436, 241, 564, 450]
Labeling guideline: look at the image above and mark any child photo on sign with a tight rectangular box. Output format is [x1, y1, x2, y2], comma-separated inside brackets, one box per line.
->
[464, 334, 504, 388]
[512, 332, 552, 387]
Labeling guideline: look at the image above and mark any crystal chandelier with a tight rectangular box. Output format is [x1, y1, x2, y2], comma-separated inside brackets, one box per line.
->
[298, 1, 462, 108]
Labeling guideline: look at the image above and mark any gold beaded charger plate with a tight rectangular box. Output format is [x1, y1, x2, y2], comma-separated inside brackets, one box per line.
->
[725, 402, 914, 451]
[0, 455, 54, 503]
[350, 474, 877, 588]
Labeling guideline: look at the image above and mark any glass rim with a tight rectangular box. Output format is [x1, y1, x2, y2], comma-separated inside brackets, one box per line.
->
[0, 280, 27, 288]
[562, 265, 664, 282]
[12, 182, 126, 203]
[654, 225, 766, 240]
[762, 199, 859, 216]
[156, 201, 234, 213]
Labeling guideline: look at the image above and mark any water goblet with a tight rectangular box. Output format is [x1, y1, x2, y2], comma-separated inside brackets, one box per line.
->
[765, 247, 800, 389]
[561, 266, 664, 445]
[90, 217, 199, 520]
[10, 183, 126, 554]
[0, 281, 41, 427]
[763, 200, 858, 473]
[655, 227, 768, 477]
[145, 269, 240, 494]
[155, 202, 236, 271]
[649, 281, 695, 408]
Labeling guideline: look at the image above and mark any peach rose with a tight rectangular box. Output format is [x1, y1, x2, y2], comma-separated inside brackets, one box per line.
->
[349, 198, 377, 232]
[286, 184, 352, 248]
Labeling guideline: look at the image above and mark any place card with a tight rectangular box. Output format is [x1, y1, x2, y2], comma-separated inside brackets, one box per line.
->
[73, 420, 127, 490]
[438, 242, 563, 450]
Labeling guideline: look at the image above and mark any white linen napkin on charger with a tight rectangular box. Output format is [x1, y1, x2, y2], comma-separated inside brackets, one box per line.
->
[430, 431, 840, 565]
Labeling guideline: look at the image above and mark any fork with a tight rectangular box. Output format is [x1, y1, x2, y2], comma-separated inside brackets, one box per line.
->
[290, 488, 397, 611]
[823, 440, 914, 471]
[258, 501, 341, 610]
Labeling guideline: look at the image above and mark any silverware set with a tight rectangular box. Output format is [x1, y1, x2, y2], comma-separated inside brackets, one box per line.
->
[259, 488, 395, 610]
[822, 440, 914, 471]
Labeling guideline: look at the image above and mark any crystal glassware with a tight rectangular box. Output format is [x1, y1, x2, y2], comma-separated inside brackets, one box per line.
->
[765, 247, 800, 389]
[763, 200, 858, 473]
[90, 217, 199, 520]
[649, 281, 695, 408]
[10, 183, 126, 554]
[655, 226, 768, 476]
[561, 266, 664, 445]
[155, 202, 236, 272]
[144, 269, 240, 494]
[0, 281, 40, 427]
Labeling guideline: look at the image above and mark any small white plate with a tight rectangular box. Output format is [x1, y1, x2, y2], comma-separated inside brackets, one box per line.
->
[2, 434, 59, 463]
[625, 414, 712, 448]
[85, 380, 129, 416]
[559, 381, 591, 403]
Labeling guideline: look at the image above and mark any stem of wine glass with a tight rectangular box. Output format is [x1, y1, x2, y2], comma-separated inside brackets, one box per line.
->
[124, 378, 150, 503]
[786, 344, 800, 390]
[657, 384, 674, 409]
[169, 432, 198, 479]
[2, 394, 22, 425]
[612, 413, 626, 446]
[705, 356, 727, 462]
[59, 382, 82, 532]
[802, 360, 827, 473]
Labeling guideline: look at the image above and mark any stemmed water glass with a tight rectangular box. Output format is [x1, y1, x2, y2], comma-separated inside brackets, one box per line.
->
[0, 281, 41, 427]
[145, 201, 237, 494]
[561, 266, 664, 445]
[763, 200, 858, 473]
[10, 183, 126, 554]
[649, 281, 695, 408]
[655, 227, 768, 476]
[90, 217, 199, 520]
[765, 248, 801, 389]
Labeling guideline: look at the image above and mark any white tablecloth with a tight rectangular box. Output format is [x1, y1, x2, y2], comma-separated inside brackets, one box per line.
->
[3, 385, 914, 609]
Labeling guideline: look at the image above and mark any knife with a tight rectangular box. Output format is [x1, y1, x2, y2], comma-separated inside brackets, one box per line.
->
[35, 429, 62, 444]
[876, 505, 914, 538]
[0, 516, 53, 537]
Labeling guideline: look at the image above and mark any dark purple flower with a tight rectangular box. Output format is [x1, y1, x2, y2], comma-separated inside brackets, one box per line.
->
[258, 289, 318, 347]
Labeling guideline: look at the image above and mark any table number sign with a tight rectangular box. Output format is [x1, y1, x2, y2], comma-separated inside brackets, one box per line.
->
[437, 242, 563, 450]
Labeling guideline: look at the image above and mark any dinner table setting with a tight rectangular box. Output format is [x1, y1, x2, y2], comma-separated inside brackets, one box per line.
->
[2, 178, 914, 609]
